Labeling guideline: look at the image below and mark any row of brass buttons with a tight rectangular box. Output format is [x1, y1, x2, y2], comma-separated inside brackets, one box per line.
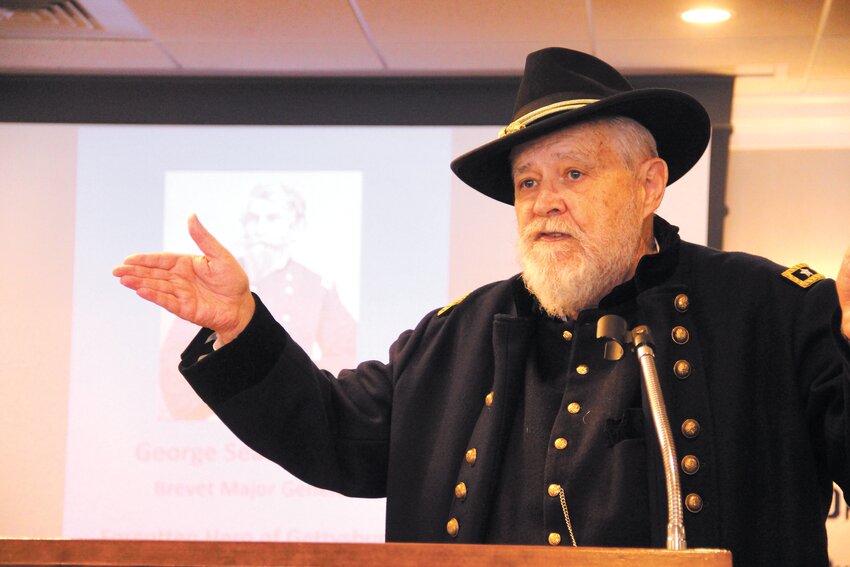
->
[550, 345, 588, 546]
[448, 389, 495, 537]
[673, 294, 703, 514]
[548, 483, 561, 545]
[550, 324, 585, 545]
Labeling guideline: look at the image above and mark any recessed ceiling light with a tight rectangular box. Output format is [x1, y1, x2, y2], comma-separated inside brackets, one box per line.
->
[681, 8, 732, 24]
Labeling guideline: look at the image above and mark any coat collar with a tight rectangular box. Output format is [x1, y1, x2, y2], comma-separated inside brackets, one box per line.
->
[600, 215, 681, 309]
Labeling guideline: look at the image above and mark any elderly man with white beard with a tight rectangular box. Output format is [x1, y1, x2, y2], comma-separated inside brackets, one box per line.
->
[114, 48, 850, 566]
[514, 117, 660, 321]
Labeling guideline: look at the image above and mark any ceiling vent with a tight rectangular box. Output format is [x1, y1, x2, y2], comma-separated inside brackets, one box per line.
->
[0, 0, 148, 39]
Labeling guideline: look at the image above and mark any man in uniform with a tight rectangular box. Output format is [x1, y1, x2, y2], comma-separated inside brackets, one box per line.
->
[114, 48, 850, 565]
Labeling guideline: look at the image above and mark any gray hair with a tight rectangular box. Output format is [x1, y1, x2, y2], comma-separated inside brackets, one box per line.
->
[587, 116, 659, 174]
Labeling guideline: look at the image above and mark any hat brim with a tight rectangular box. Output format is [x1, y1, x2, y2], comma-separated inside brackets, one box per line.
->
[450, 88, 711, 205]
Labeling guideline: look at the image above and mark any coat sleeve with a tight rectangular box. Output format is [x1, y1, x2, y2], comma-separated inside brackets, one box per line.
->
[179, 294, 420, 498]
[797, 279, 850, 503]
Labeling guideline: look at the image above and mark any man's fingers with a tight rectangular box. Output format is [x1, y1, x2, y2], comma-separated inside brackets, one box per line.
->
[188, 214, 231, 261]
[118, 273, 180, 295]
[116, 274, 145, 291]
[113, 263, 181, 282]
[117, 252, 181, 271]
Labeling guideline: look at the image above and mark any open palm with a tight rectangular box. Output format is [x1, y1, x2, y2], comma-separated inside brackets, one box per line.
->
[113, 214, 255, 344]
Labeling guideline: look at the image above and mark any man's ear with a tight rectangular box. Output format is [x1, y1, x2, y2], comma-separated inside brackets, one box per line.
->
[640, 158, 669, 221]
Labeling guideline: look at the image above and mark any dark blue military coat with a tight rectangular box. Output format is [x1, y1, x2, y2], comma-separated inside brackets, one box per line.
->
[181, 217, 850, 566]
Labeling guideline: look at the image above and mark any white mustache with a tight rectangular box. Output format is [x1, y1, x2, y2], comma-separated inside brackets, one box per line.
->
[520, 220, 581, 242]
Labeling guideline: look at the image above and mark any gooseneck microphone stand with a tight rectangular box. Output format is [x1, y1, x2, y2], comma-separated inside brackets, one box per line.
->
[596, 315, 687, 551]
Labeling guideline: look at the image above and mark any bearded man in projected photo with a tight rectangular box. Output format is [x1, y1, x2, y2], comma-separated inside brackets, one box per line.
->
[114, 47, 850, 566]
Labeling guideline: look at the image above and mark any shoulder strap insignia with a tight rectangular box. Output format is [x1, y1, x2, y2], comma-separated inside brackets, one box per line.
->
[438, 292, 471, 317]
[781, 263, 824, 288]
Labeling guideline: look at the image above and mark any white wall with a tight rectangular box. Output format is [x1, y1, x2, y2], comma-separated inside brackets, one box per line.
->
[725, 93, 850, 278]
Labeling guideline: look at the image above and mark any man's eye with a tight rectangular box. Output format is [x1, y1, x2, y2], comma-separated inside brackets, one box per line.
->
[566, 169, 582, 181]
[517, 178, 536, 190]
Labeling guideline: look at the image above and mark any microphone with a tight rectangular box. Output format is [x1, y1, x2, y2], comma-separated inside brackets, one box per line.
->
[597, 315, 687, 551]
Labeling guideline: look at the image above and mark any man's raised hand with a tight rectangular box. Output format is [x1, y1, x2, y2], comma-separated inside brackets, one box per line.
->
[112, 214, 255, 346]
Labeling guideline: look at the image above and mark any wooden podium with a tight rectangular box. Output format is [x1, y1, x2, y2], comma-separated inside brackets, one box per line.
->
[0, 539, 731, 566]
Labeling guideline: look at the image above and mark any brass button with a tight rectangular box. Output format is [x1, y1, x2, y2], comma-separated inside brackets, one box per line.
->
[681, 454, 700, 475]
[673, 360, 691, 379]
[465, 448, 477, 466]
[562, 330, 573, 341]
[567, 402, 581, 414]
[672, 326, 690, 345]
[484, 391, 494, 407]
[685, 493, 704, 513]
[681, 418, 701, 439]
[547, 483, 561, 497]
[554, 437, 568, 450]
[454, 482, 467, 500]
[548, 532, 561, 546]
[674, 293, 690, 312]
[446, 517, 459, 537]
[576, 364, 589, 375]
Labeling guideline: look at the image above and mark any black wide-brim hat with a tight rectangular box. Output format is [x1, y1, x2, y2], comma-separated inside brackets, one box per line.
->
[450, 47, 712, 205]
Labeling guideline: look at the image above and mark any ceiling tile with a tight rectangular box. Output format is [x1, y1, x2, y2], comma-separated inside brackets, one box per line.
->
[823, 0, 850, 35]
[0, 38, 176, 72]
[161, 40, 384, 74]
[123, 0, 366, 42]
[810, 36, 850, 79]
[358, 0, 590, 44]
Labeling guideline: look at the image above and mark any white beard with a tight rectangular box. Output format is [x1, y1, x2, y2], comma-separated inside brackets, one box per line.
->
[243, 243, 291, 282]
[518, 201, 644, 320]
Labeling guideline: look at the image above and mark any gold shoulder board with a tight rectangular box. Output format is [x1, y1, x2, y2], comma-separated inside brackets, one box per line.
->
[438, 292, 471, 317]
[781, 263, 825, 288]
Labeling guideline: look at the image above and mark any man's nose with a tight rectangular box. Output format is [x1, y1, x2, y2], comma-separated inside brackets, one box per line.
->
[532, 181, 566, 217]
